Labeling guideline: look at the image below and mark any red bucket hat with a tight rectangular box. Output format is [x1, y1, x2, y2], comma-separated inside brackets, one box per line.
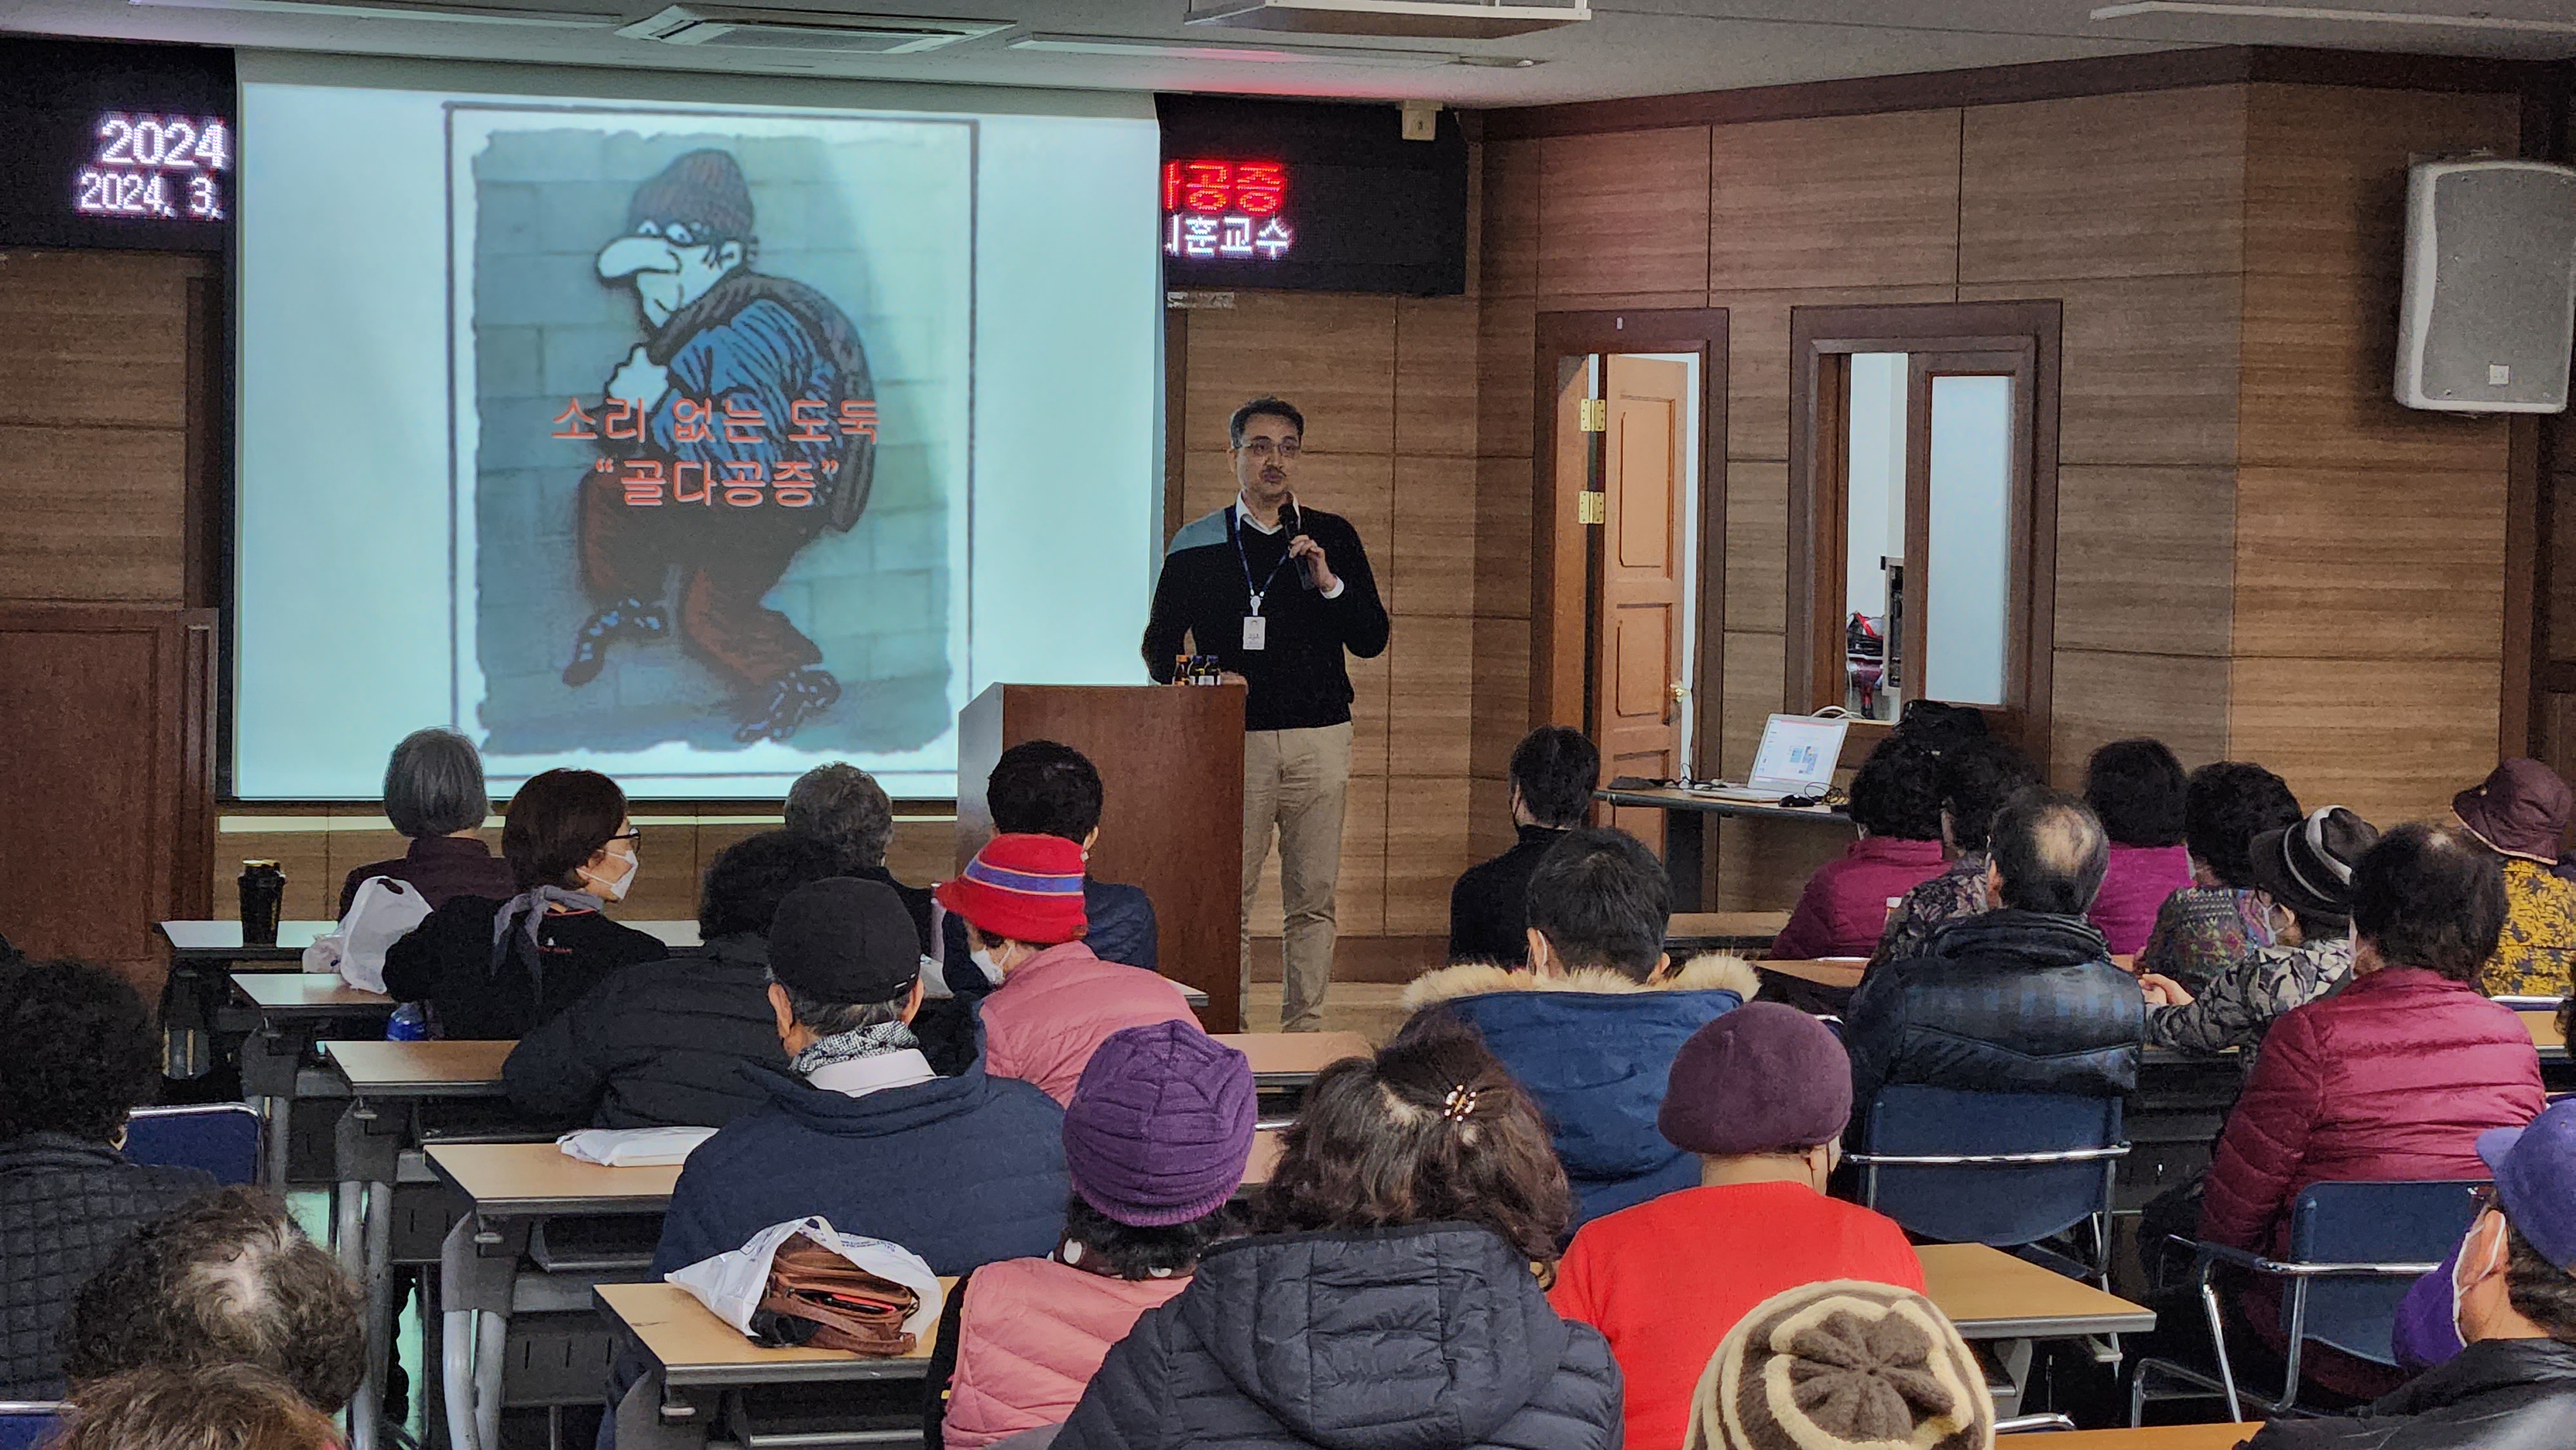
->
[934, 833, 1088, 945]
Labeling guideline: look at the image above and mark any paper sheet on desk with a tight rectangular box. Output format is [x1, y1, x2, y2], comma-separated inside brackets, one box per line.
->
[557, 1126, 718, 1167]
[667, 1216, 943, 1342]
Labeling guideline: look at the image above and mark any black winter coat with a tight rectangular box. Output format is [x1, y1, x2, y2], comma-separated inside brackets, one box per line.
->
[2246, 1339, 2576, 1449]
[382, 896, 667, 1040]
[1051, 1223, 1622, 1450]
[1844, 909, 2145, 1121]
[0, 1135, 215, 1397]
[500, 932, 790, 1129]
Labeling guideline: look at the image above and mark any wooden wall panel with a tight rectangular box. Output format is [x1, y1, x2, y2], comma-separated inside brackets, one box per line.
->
[1180, 449, 1395, 554]
[2553, 471, 2576, 665]
[1706, 110, 1964, 293]
[2233, 467, 2505, 661]
[2052, 466, 2235, 658]
[1960, 88, 2247, 283]
[1389, 457, 1479, 619]
[1181, 293, 1397, 457]
[2050, 649, 2230, 786]
[1395, 298, 1480, 457]
[1388, 615, 1475, 782]
[1481, 139, 1542, 301]
[0, 252, 198, 429]
[1962, 274, 2240, 469]
[1719, 627, 1787, 780]
[2239, 267, 2512, 476]
[1470, 613, 1533, 781]
[1385, 775, 1474, 936]
[2229, 655, 2499, 825]
[1538, 127, 1712, 301]
[1722, 460, 1788, 636]
[2242, 84, 2521, 281]
[1474, 456, 1537, 621]
[0, 426, 190, 604]
[1477, 299, 1539, 458]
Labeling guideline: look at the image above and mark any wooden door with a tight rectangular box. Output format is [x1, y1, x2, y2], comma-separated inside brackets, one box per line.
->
[1594, 355, 1689, 850]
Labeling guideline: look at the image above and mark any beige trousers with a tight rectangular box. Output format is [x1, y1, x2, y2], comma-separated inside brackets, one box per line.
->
[1242, 721, 1352, 1033]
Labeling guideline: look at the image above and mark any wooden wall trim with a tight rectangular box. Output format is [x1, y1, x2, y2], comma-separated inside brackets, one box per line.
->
[1480, 46, 2561, 141]
[1162, 305, 1189, 546]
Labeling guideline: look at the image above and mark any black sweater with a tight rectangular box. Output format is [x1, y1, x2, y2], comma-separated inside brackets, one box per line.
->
[1142, 502, 1390, 732]
[383, 895, 668, 1041]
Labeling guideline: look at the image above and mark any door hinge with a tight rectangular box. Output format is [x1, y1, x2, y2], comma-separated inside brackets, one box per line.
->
[1577, 398, 1608, 432]
[1577, 490, 1606, 525]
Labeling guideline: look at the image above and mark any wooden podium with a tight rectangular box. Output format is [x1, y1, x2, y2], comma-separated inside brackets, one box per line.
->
[957, 683, 1247, 1030]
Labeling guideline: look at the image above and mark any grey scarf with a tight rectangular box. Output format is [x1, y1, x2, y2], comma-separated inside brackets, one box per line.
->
[489, 885, 605, 995]
[790, 1019, 920, 1078]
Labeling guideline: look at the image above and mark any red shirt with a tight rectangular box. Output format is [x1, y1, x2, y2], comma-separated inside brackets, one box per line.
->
[1549, 1181, 1925, 1450]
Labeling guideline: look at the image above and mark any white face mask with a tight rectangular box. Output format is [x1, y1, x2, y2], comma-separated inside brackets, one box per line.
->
[969, 946, 1003, 984]
[2453, 1214, 2504, 1347]
[585, 849, 638, 903]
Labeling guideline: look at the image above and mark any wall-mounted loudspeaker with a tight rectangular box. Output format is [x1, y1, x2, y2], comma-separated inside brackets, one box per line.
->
[2396, 158, 2576, 414]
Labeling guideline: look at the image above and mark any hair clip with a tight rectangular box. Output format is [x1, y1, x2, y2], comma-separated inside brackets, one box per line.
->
[1441, 1084, 1482, 1122]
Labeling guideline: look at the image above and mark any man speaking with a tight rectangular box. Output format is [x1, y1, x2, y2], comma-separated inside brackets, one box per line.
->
[1144, 397, 1390, 1031]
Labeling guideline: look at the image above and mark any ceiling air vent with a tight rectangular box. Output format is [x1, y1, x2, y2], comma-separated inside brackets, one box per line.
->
[1183, 0, 1587, 39]
[616, 5, 1012, 53]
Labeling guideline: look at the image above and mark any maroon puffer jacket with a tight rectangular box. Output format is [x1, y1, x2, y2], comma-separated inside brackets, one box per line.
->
[2202, 966, 2544, 1256]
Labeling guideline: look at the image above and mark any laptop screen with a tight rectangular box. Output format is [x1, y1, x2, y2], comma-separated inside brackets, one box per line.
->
[1748, 714, 1850, 795]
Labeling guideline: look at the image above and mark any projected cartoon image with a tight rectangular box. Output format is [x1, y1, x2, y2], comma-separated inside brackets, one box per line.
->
[451, 109, 972, 762]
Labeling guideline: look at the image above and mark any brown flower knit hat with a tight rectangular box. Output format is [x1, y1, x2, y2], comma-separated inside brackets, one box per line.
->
[1683, 1281, 1994, 1450]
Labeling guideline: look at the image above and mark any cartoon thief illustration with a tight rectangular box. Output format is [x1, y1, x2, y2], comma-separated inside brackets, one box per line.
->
[564, 149, 876, 743]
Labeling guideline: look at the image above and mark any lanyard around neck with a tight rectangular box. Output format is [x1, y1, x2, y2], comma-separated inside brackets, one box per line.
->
[1232, 501, 1299, 616]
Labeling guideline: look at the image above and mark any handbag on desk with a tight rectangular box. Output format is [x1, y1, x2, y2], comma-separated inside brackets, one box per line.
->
[754, 1236, 922, 1355]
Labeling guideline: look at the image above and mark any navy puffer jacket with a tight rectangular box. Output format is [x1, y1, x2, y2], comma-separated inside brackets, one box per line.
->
[1844, 909, 2145, 1118]
[0, 1135, 214, 1397]
[1402, 955, 1756, 1227]
[1050, 1223, 1622, 1450]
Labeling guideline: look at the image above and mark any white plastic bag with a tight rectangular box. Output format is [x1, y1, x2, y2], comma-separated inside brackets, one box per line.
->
[302, 875, 431, 994]
[665, 1216, 943, 1344]
[556, 1126, 717, 1167]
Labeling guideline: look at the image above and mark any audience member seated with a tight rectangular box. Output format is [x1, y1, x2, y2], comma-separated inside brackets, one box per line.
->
[940, 834, 1197, 1106]
[939, 1022, 1255, 1449]
[1403, 826, 1756, 1226]
[786, 762, 934, 945]
[1448, 726, 1598, 966]
[1845, 791, 2144, 1118]
[2259, 1097, 2576, 1447]
[1685, 1281, 1994, 1450]
[939, 743, 1160, 986]
[54, 1365, 345, 1450]
[1870, 739, 2042, 969]
[503, 831, 840, 1129]
[337, 727, 517, 917]
[2142, 806, 2374, 1059]
[62, 1186, 365, 1414]
[2200, 824, 2546, 1401]
[2137, 761, 2304, 992]
[1551, 1004, 1923, 1450]
[0, 957, 217, 1398]
[2451, 758, 2576, 999]
[2083, 737, 2197, 956]
[1050, 1019, 1620, 1450]
[1770, 738, 1947, 961]
[651, 876, 1066, 1278]
[382, 767, 666, 1040]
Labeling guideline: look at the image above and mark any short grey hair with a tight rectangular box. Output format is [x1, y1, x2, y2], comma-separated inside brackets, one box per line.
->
[781, 984, 906, 1035]
[784, 763, 894, 871]
[383, 729, 490, 840]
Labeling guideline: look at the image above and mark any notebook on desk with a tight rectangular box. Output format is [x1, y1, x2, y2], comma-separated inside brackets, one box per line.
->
[1686, 713, 1849, 804]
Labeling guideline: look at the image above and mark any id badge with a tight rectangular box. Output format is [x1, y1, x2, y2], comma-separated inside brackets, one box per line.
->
[1242, 616, 1267, 651]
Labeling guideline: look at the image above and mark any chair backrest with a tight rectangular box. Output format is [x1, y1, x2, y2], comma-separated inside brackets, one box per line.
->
[0, 1403, 65, 1450]
[2286, 1180, 2486, 1366]
[124, 1102, 263, 1185]
[1861, 1086, 2123, 1248]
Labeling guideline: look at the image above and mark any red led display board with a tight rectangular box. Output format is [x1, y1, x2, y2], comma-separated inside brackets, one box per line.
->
[1162, 158, 1294, 261]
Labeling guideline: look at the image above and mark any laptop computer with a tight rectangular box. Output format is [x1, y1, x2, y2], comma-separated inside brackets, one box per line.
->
[1689, 713, 1850, 804]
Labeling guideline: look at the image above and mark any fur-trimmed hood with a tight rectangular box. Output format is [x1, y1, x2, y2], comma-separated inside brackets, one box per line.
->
[1401, 952, 1759, 1012]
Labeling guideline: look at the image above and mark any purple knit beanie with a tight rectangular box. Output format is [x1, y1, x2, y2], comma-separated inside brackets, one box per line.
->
[1063, 1021, 1256, 1227]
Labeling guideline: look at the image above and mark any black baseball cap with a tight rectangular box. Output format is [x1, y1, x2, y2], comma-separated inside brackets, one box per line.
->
[768, 878, 922, 1006]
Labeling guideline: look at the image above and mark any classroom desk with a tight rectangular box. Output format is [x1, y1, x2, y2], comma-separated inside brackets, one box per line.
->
[1595, 786, 1855, 911]
[1920, 1242, 2155, 1418]
[327, 1039, 522, 1450]
[2524, 1009, 2564, 1060]
[229, 973, 394, 1186]
[1666, 910, 1792, 951]
[160, 919, 340, 963]
[2050, 1427, 2252, 1450]
[601, 1279, 951, 1449]
[1213, 1031, 1370, 1088]
[1759, 957, 1868, 992]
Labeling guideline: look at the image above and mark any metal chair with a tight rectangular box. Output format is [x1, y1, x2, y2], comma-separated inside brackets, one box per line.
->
[1850, 1086, 2129, 1289]
[1995, 1414, 2078, 1433]
[124, 1102, 265, 1185]
[2129, 1178, 2485, 1424]
[0, 1402, 66, 1450]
